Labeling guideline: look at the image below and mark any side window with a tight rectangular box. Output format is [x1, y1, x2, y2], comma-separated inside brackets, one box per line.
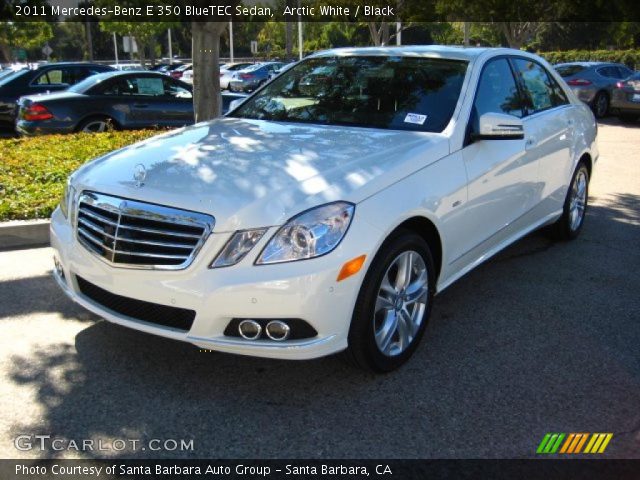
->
[34, 68, 73, 85]
[163, 78, 192, 99]
[135, 76, 165, 96]
[98, 77, 138, 96]
[546, 72, 569, 107]
[471, 58, 523, 131]
[597, 66, 623, 79]
[74, 67, 96, 83]
[615, 66, 633, 79]
[512, 59, 556, 114]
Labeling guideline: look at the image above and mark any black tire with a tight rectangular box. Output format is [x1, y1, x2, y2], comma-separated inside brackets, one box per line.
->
[76, 116, 116, 133]
[592, 91, 609, 119]
[549, 162, 590, 241]
[344, 231, 435, 373]
[619, 113, 639, 124]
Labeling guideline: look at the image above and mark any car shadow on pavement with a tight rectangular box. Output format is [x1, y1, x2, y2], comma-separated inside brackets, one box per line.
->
[0, 272, 98, 322]
[599, 117, 640, 128]
[6, 193, 640, 459]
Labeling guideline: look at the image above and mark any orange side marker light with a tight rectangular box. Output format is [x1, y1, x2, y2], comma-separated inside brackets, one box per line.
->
[337, 255, 366, 282]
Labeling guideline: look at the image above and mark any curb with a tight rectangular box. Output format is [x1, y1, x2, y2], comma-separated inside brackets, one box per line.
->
[0, 219, 50, 250]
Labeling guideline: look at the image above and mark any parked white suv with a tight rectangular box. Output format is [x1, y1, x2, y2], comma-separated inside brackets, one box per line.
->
[51, 46, 597, 372]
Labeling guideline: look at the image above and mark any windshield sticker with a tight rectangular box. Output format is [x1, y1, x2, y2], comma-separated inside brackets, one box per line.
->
[404, 113, 427, 125]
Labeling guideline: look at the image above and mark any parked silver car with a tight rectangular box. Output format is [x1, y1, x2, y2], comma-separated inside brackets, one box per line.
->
[555, 62, 635, 118]
[611, 72, 640, 123]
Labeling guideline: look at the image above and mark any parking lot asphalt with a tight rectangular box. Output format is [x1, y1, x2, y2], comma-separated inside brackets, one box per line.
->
[0, 119, 639, 460]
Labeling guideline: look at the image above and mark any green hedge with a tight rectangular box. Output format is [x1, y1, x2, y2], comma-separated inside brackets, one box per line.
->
[538, 49, 640, 69]
[0, 130, 161, 221]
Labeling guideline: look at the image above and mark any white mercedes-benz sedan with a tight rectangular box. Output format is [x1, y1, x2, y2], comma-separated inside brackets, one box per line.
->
[51, 46, 598, 372]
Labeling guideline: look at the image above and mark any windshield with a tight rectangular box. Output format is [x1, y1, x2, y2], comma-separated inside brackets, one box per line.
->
[231, 55, 468, 132]
[555, 65, 587, 77]
[68, 73, 113, 93]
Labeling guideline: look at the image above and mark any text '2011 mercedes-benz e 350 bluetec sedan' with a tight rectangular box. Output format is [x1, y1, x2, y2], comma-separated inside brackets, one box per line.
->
[51, 46, 598, 372]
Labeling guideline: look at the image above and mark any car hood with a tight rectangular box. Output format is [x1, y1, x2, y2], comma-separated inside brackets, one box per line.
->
[72, 118, 449, 232]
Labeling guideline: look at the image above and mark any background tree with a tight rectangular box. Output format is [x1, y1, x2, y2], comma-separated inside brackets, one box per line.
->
[191, 21, 229, 121]
[0, 22, 53, 63]
[99, 22, 174, 67]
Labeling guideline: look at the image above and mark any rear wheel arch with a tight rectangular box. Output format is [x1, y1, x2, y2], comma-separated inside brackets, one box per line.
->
[75, 114, 119, 132]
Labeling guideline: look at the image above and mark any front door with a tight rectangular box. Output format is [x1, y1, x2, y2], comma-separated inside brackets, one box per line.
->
[456, 57, 537, 261]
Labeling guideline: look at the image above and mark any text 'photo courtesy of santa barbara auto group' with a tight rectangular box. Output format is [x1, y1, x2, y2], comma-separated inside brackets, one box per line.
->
[0, 0, 639, 479]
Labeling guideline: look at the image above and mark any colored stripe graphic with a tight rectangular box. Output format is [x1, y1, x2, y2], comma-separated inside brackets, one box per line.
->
[560, 433, 575, 453]
[537, 433, 552, 454]
[538, 433, 613, 454]
[584, 433, 614, 453]
[537, 433, 565, 454]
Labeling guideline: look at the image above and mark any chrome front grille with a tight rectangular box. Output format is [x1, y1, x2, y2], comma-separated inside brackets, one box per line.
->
[76, 192, 214, 270]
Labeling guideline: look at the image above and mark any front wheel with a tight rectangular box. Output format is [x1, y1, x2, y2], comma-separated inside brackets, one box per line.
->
[345, 232, 435, 372]
[550, 162, 590, 240]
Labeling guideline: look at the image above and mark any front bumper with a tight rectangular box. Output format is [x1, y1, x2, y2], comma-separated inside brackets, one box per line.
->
[50, 206, 379, 360]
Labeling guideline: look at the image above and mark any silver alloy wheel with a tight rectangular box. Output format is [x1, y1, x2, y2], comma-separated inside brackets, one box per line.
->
[82, 119, 109, 133]
[595, 94, 608, 117]
[373, 250, 429, 357]
[569, 169, 588, 231]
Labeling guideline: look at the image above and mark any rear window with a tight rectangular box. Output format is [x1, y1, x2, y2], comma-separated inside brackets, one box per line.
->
[232, 55, 468, 133]
[0, 69, 29, 86]
[554, 65, 587, 77]
[227, 63, 252, 71]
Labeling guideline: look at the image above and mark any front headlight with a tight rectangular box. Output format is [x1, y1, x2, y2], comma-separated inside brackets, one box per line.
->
[210, 229, 267, 268]
[59, 180, 75, 219]
[256, 201, 355, 265]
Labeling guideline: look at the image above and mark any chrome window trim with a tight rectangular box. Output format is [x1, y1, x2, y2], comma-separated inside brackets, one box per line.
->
[75, 191, 214, 271]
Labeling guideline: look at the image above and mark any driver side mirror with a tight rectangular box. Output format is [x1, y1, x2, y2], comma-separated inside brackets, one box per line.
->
[472, 112, 524, 140]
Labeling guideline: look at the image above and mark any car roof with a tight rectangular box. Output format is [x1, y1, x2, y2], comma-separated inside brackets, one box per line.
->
[85, 70, 167, 80]
[309, 45, 509, 61]
[36, 62, 113, 69]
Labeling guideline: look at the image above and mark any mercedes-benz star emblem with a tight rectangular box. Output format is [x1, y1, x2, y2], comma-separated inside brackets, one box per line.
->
[133, 164, 146, 187]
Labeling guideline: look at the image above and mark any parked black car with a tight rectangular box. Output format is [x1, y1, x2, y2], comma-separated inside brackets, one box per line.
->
[228, 62, 285, 92]
[16, 71, 247, 135]
[0, 62, 114, 127]
[16, 71, 193, 134]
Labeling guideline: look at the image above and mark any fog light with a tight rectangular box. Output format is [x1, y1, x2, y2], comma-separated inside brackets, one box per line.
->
[265, 320, 290, 341]
[238, 319, 262, 340]
[53, 256, 64, 279]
